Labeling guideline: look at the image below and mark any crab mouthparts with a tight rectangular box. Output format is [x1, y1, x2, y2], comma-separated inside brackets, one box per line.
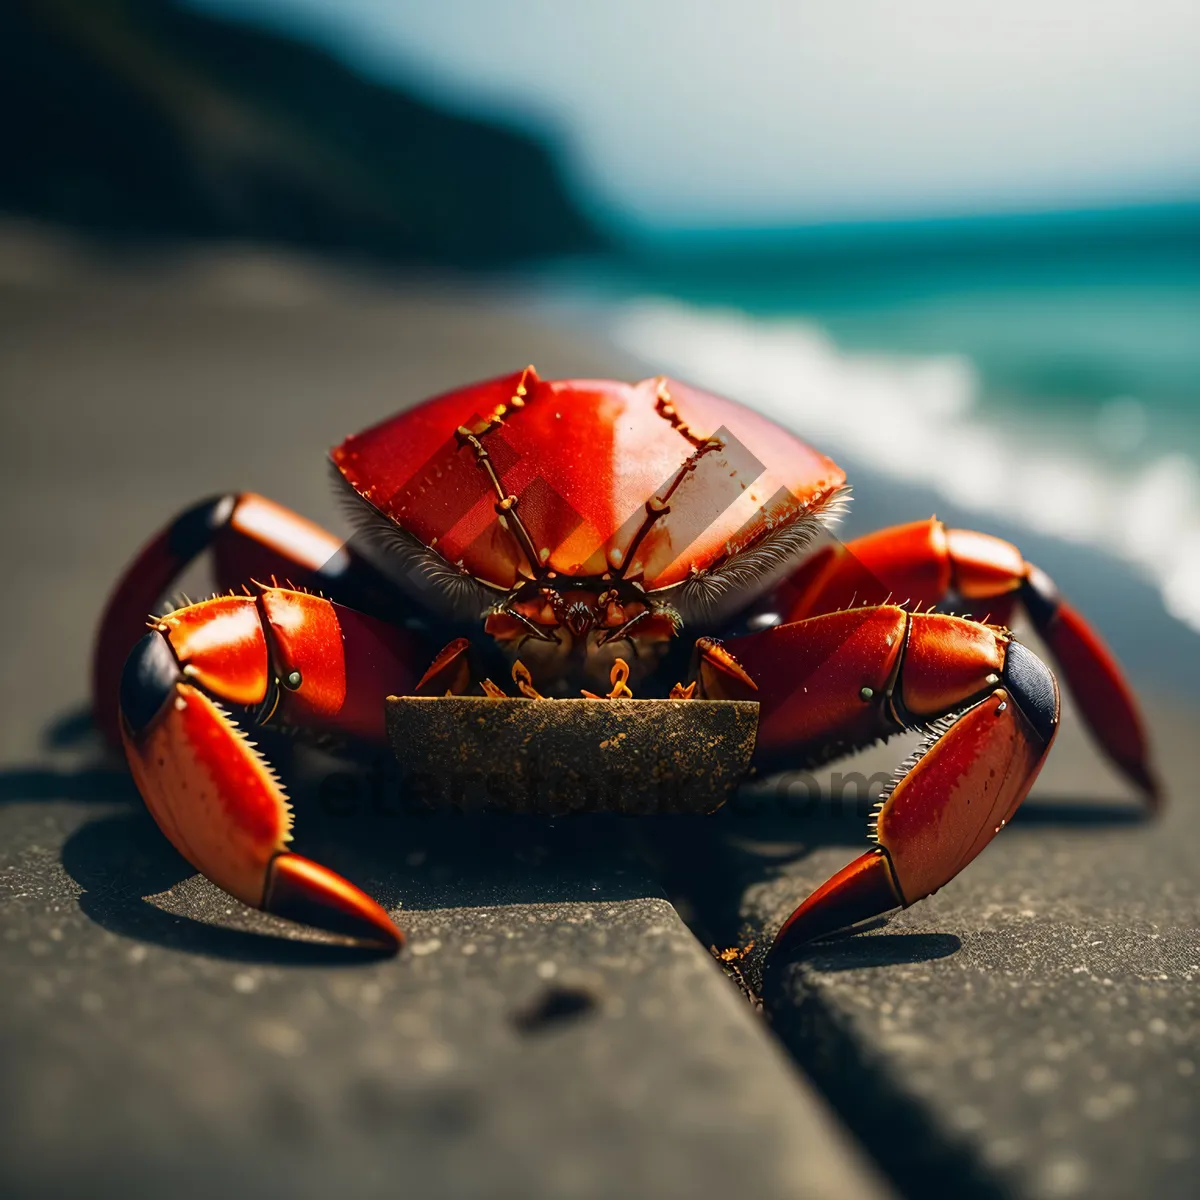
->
[564, 602, 595, 638]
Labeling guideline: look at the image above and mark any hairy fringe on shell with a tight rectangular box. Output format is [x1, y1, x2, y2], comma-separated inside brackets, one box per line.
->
[330, 463, 502, 620]
[659, 486, 851, 627]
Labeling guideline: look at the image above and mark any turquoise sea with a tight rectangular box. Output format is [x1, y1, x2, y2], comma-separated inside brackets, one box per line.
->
[532, 203, 1200, 635]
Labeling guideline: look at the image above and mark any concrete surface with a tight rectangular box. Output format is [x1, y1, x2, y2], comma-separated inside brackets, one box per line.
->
[2, 220, 1197, 1199]
[654, 700, 1199, 1200]
[0, 223, 885, 1200]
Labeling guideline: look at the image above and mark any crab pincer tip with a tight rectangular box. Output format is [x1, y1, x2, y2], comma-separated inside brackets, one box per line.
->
[1126, 759, 1164, 815]
[769, 849, 905, 962]
[263, 853, 404, 952]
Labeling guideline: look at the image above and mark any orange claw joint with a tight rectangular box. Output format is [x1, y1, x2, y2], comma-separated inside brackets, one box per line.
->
[769, 639, 1060, 962]
[92, 494, 349, 747]
[774, 519, 1159, 811]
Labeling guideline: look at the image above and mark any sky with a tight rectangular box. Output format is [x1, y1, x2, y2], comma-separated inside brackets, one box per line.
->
[191, 0, 1200, 230]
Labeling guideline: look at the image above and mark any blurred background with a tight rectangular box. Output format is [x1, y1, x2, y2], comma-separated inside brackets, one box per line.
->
[3, 9, 1199, 1198]
[3, 0, 1198, 638]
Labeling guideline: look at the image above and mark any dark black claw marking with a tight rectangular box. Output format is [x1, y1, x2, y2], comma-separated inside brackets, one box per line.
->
[1002, 639, 1060, 743]
[120, 632, 183, 737]
[165, 494, 238, 560]
[1019, 563, 1062, 629]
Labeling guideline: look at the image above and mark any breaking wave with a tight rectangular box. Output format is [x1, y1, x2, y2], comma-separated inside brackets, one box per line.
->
[605, 298, 1200, 634]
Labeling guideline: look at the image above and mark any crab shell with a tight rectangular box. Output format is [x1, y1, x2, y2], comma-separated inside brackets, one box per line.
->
[331, 368, 845, 601]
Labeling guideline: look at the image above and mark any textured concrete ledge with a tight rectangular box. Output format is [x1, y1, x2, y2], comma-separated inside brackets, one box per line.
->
[655, 700, 1199, 1200]
[0, 231, 886, 1200]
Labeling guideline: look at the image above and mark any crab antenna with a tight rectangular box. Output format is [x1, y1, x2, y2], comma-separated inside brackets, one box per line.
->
[619, 393, 720, 580]
[455, 424, 546, 580]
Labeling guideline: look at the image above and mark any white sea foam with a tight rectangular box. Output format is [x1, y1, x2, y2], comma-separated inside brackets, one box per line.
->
[606, 298, 1200, 633]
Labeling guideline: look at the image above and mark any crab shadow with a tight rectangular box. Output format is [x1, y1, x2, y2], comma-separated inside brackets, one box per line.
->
[752, 929, 966, 1001]
[4, 705, 1151, 967]
[4, 710, 662, 964]
[640, 782, 1152, 977]
[785, 930, 964, 972]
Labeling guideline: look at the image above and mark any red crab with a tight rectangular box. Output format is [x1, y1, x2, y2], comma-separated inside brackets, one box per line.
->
[92, 367, 1158, 958]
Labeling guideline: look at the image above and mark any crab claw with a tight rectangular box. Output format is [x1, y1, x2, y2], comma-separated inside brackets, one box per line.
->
[770, 641, 1060, 960]
[771, 849, 903, 954]
[263, 854, 402, 949]
[120, 627, 403, 951]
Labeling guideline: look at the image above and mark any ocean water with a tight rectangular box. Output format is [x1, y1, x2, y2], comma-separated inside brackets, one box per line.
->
[532, 206, 1200, 634]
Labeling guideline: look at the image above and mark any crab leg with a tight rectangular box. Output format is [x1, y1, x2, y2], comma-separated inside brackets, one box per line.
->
[771, 517, 1157, 805]
[702, 606, 1059, 956]
[93, 493, 405, 746]
[118, 587, 428, 948]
